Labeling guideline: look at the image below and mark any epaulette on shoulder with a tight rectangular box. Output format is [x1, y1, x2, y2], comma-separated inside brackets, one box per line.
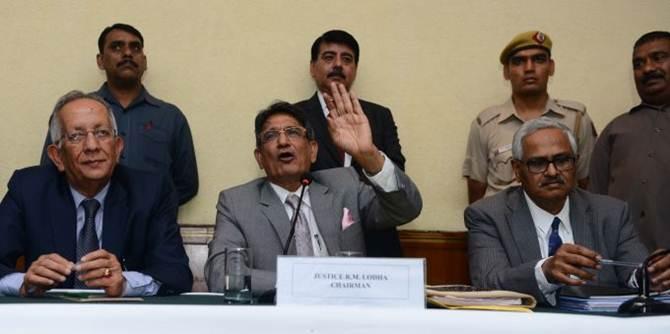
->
[554, 99, 586, 114]
[476, 108, 502, 126]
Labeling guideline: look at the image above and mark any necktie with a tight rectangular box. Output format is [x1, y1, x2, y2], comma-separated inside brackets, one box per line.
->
[336, 147, 345, 166]
[548, 217, 563, 257]
[75, 199, 101, 288]
[286, 194, 313, 256]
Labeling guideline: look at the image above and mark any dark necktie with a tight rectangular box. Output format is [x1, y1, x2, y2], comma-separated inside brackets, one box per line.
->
[336, 146, 345, 166]
[75, 199, 100, 288]
[286, 195, 313, 256]
[548, 217, 563, 257]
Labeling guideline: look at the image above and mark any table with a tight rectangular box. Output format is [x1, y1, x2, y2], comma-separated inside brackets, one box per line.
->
[1, 295, 668, 334]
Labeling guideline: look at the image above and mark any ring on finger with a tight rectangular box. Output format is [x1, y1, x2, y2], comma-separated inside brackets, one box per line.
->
[104, 268, 111, 277]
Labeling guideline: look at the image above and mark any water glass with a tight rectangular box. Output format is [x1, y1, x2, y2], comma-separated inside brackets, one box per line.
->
[223, 247, 253, 304]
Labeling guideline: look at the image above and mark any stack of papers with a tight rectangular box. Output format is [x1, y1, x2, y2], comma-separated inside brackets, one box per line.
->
[558, 286, 670, 312]
[426, 285, 537, 312]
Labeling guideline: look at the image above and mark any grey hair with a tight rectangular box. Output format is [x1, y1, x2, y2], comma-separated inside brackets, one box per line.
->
[512, 117, 578, 160]
[49, 90, 118, 145]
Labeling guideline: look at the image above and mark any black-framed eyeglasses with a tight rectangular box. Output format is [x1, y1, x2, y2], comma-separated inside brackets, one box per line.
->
[59, 128, 116, 145]
[259, 126, 307, 144]
[519, 154, 576, 174]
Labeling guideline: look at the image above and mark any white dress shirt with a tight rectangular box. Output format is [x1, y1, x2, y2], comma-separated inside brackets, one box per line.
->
[524, 191, 574, 305]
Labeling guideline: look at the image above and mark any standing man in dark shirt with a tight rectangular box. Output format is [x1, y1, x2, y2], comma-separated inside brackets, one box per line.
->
[294, 30, 406, 257]
[41, 23, 198, 205]
[589, 31, 670, 250]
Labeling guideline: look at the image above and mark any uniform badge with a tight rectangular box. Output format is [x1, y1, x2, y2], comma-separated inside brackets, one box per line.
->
[533, 32, 545, 44]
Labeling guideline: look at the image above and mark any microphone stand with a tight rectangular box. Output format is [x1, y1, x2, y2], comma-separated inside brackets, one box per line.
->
[618, 249, 670, 314]
[282, 177, 311, 255]
[259, 176, 312, 305]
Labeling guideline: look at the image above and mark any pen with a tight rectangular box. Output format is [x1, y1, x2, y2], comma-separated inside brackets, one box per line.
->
[599, 259, 642, 268]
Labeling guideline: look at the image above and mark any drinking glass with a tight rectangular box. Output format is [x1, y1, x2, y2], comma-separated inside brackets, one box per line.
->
[222, 247, 253, 304]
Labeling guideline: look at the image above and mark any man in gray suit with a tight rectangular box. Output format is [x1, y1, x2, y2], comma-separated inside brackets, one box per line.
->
[465, 117, 670, 305]
[206, 83, 422, 296]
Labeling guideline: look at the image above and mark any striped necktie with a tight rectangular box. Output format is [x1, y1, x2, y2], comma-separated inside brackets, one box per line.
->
[74, 199, 100, 288]
[548, 217, 563, 257]
[286, 194, 313, 256]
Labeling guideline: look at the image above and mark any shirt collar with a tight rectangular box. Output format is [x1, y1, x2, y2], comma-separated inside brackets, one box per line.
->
[97, 83, 161, 108]
[523, 190, 570, 235]
[629, 102, 669, 114]
[498, 96, 565, 124]
[545, 98, 568, 117]
[316, 91, 330, 118]
[268, 182, 312, 208]
[69, 182, 111, 209]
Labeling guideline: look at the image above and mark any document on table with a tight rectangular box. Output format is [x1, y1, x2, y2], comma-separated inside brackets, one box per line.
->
[425, 284, 537, 312]
[46, 289, 143, 302]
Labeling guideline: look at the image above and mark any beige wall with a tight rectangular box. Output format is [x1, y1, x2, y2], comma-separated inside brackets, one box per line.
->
[1, 0, 668, 231]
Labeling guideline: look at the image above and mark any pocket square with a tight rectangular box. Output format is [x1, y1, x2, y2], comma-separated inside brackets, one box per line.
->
[341, 207, 356, 230]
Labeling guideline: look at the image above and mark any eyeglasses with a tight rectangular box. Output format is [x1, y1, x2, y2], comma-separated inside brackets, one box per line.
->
[59, 128, 116, 145]
[519, 154, 576, 174]
[259, 126, 307, 144]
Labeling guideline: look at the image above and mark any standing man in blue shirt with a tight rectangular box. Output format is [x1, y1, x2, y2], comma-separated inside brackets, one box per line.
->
[41, 23, 198, 205]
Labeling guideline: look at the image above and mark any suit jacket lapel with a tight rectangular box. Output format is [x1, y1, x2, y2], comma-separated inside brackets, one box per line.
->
[102, 178, 129, 258]
[569, 190, 593, 249]
[50, 175, 77, 262]
[259, 181, 294, 252]
[308, 182, 339, 255]
[506, 189, 542, 263]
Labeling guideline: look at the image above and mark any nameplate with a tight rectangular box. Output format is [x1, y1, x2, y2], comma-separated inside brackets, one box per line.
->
[276, 256, 425, 308]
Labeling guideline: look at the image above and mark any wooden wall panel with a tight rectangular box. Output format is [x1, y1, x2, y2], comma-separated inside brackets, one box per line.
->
[399, 230, 470, 285]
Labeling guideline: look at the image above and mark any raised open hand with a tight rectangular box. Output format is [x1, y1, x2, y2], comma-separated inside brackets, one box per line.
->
[324, 82, 383, 174]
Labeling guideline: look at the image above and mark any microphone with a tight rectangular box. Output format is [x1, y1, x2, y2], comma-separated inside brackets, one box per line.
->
[282, 175, 313, 255]
[618, 249, 670, 314]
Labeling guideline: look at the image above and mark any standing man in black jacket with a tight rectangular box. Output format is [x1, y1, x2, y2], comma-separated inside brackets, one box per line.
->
[295, 30, 406, 257]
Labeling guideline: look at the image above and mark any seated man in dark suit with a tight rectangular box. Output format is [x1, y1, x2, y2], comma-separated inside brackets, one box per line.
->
[295, 30, 406, 257]
[0, 90, 192, 297]
[206, 83, 422, 296]
[465, 117, 670, 304]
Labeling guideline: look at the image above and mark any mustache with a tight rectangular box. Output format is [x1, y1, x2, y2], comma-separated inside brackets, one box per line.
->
[117, 59, 138, 68]
[327, 67, 345, 79]
[540, 176, 565, 187]
[642, 70, 665, 84]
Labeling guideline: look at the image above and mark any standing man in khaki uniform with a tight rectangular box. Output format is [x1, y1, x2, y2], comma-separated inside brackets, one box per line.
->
[463, 31, 597, 203]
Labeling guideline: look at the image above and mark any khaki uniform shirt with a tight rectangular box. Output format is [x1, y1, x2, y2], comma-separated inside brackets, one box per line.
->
[589, 104, 670, 250]
[463, 97, 597, 197]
